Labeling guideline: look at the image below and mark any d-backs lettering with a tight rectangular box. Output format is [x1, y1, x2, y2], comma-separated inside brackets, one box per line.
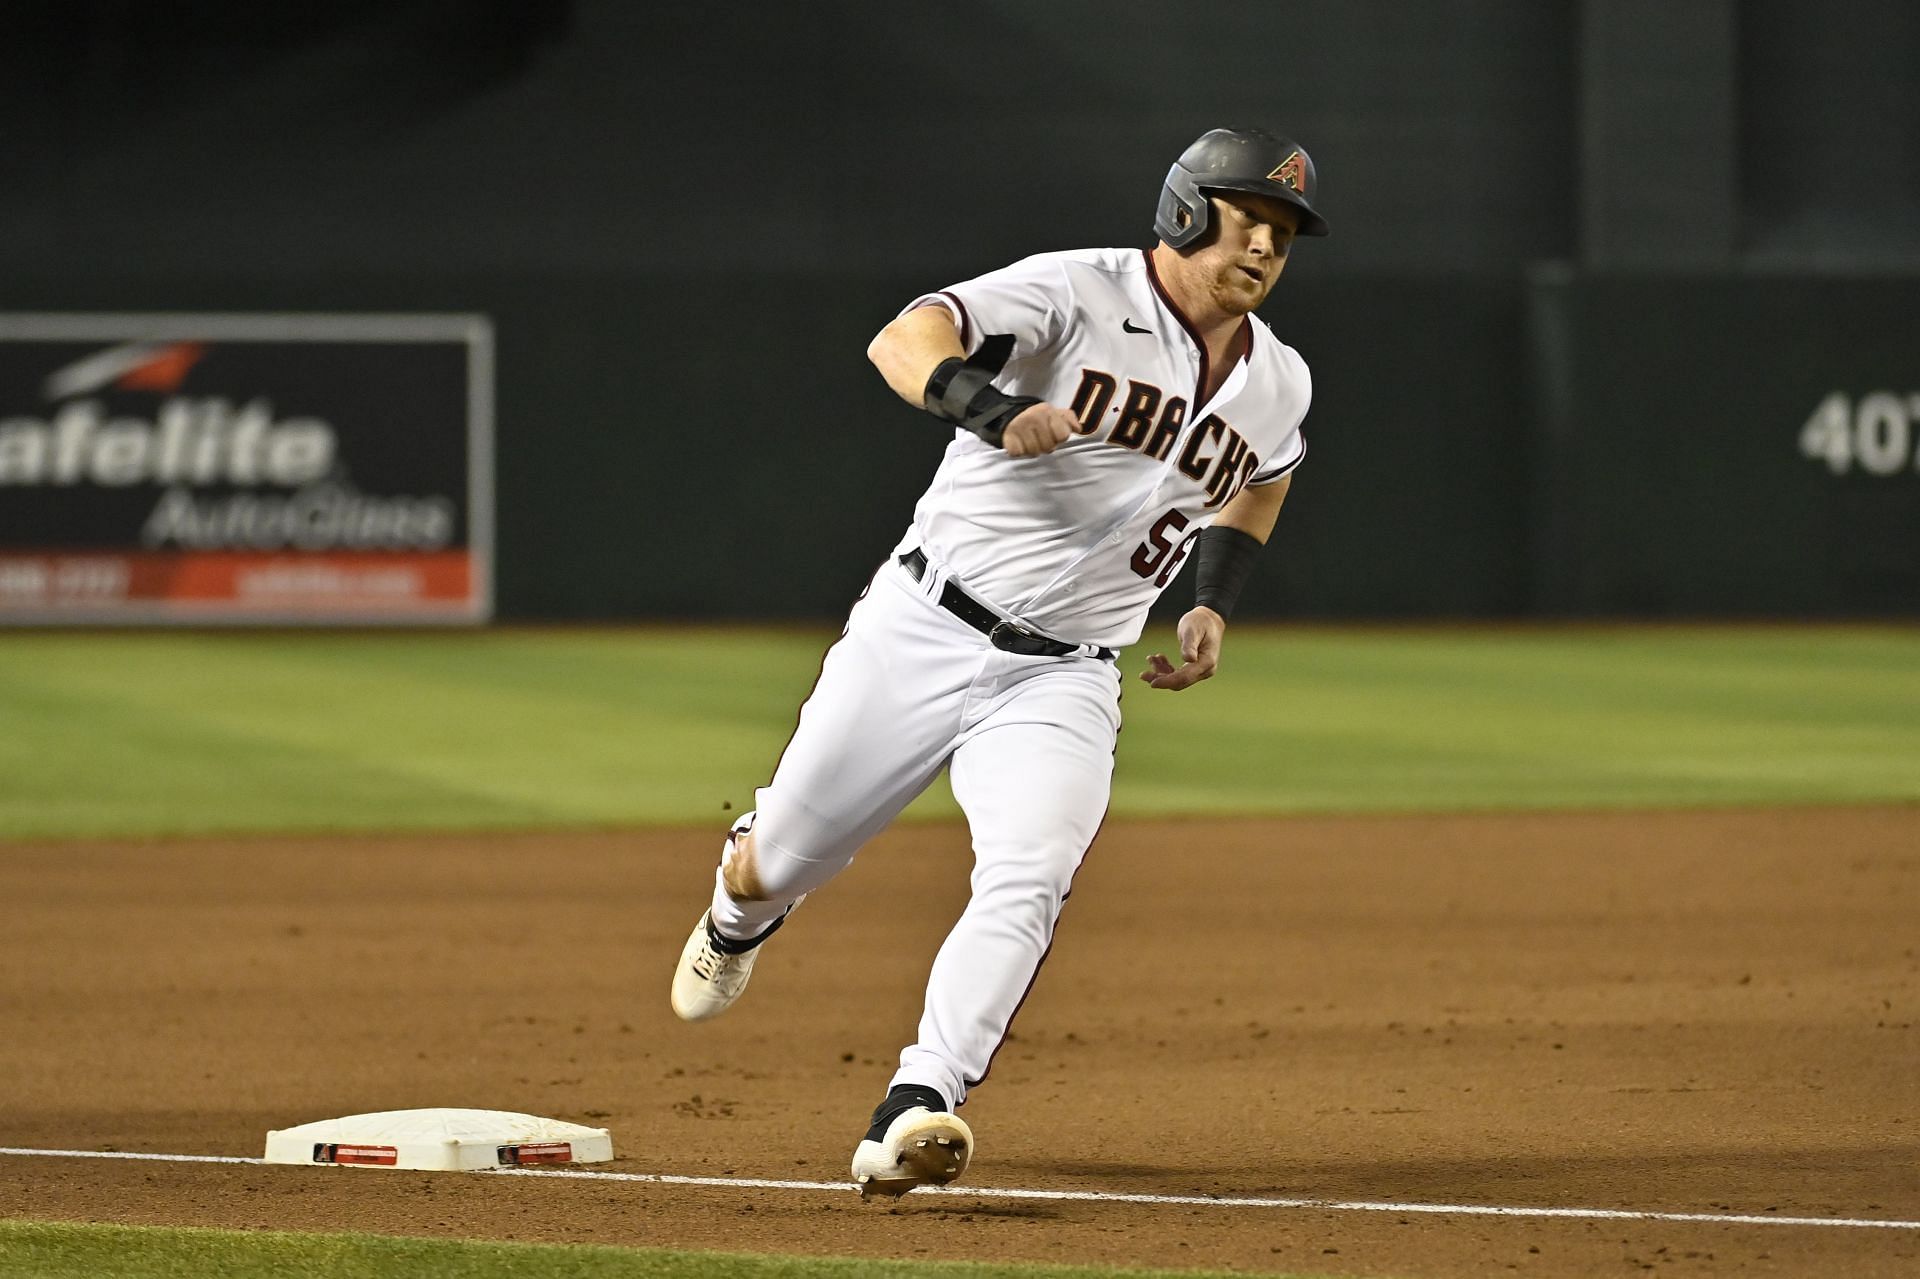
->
[1067, 368, 1258, 508]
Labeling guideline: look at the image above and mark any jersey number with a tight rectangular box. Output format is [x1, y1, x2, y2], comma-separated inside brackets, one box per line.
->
[1130, 509, 1200, 587]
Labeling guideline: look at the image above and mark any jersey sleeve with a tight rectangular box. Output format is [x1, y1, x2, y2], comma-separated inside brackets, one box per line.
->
[1247, 358, 1311, 485]
[902, 252, 1071, 361]
[1247, 425, 1306, 485]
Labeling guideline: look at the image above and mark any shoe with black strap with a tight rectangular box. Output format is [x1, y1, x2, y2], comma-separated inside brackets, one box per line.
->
[850, 1083, 974, 1199]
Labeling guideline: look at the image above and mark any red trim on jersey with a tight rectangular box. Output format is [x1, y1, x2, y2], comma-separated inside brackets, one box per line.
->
[1142, 250, 1206, 406]
[937, 290, 973, 349]
[1141, 250, 1253, 410]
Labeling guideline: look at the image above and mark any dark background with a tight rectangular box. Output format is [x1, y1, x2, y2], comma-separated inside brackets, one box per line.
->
[3, 0, 1916, 620]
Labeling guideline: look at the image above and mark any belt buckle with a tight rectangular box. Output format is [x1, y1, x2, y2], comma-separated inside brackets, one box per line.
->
[988, 619, 1048, 655]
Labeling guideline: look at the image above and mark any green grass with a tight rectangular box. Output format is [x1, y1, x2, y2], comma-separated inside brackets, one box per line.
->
[1, 626, 1916, 840]
[0, 1221, 1314, 1279]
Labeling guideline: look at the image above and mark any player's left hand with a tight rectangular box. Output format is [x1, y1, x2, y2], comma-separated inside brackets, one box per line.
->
[1139, 607, 1224, 691]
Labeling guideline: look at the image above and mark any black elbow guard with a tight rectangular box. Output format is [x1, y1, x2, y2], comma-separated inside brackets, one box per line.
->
[923, 333, 1040, 447]
[1192, 525, 1264, 620]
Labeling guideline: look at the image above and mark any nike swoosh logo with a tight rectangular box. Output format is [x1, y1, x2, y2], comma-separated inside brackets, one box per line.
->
[1122, 318, 1153, 335]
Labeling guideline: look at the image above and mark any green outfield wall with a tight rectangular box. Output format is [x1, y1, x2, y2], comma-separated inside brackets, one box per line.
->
[3, 270, 1916, 621]
[1526, 274, 1920, 616]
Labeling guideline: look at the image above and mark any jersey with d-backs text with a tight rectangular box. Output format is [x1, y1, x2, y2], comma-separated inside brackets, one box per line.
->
[900, 246, 1310, 650]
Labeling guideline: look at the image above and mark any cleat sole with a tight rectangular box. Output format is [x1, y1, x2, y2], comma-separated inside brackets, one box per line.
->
[850, 1108, 973, 1199]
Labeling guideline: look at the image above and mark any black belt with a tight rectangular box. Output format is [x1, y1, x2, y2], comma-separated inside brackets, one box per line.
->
[899, 549, 1115, 661]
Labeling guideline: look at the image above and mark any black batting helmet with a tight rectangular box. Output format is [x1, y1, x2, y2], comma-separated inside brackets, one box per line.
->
[1155, 127, 1330, 248]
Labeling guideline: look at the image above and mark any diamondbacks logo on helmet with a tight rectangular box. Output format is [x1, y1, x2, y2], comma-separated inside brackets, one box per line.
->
[1268, 151, 1306, 194]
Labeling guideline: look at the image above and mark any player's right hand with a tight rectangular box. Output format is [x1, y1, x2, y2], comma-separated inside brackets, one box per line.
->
[1001, 404, 1077, 458]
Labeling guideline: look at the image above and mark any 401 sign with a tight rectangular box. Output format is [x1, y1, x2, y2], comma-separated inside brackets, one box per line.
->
[1798, 391, 1920, 478]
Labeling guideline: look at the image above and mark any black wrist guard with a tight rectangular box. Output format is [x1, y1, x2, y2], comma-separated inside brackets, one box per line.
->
[923, 333, 1040, 447]
[1192, 525, 1263, 620]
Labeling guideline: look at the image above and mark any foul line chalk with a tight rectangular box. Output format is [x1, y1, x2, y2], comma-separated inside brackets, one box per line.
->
[2, 1146, 1916, 1233]
[0, 1148, 260, 1165]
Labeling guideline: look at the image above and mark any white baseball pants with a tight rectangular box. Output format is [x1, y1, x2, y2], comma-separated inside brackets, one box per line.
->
[708, 553, 1121, 1108]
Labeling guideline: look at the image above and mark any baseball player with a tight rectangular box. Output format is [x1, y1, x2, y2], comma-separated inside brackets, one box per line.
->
[670, 127, 1327, 1197]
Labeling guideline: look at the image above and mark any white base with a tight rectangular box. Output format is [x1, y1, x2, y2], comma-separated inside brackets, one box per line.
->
[263, 1108, 613, 1171]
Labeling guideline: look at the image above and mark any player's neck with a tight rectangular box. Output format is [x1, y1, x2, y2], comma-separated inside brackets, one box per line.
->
[1149, 244, 1244, 352]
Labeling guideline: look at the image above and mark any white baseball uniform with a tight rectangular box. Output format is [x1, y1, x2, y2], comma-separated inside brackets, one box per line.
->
[708, 246, 1311, 1109]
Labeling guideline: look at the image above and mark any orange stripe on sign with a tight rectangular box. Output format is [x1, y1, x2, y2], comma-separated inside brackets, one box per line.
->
[0, 551, 477, 612]
[163, 551, 473, 604]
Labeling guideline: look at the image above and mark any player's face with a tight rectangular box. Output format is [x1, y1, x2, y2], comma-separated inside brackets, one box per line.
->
[1198, 195, 1301, 315]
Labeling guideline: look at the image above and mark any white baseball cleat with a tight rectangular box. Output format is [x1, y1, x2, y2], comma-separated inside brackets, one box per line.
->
[850, 1107, 974, 1199]
[669, 913, 760, 1022]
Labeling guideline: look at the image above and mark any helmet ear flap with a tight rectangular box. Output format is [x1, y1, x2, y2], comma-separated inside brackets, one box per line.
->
[1154, 164, 1210, 250]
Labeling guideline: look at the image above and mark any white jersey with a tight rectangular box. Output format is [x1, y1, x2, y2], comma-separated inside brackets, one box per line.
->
[897, 247, 1311, 650]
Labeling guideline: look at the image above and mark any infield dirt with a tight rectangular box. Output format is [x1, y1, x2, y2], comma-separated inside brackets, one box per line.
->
[3, 809, 1917, 1277]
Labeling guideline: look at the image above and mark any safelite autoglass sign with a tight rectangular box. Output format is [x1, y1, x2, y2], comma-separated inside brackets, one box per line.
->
[0, 313, 493, 624]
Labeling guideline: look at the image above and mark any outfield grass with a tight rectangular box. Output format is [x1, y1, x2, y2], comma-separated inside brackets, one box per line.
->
[0, 1221, 1313, 1279]
[0, 625, 1915, 840]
